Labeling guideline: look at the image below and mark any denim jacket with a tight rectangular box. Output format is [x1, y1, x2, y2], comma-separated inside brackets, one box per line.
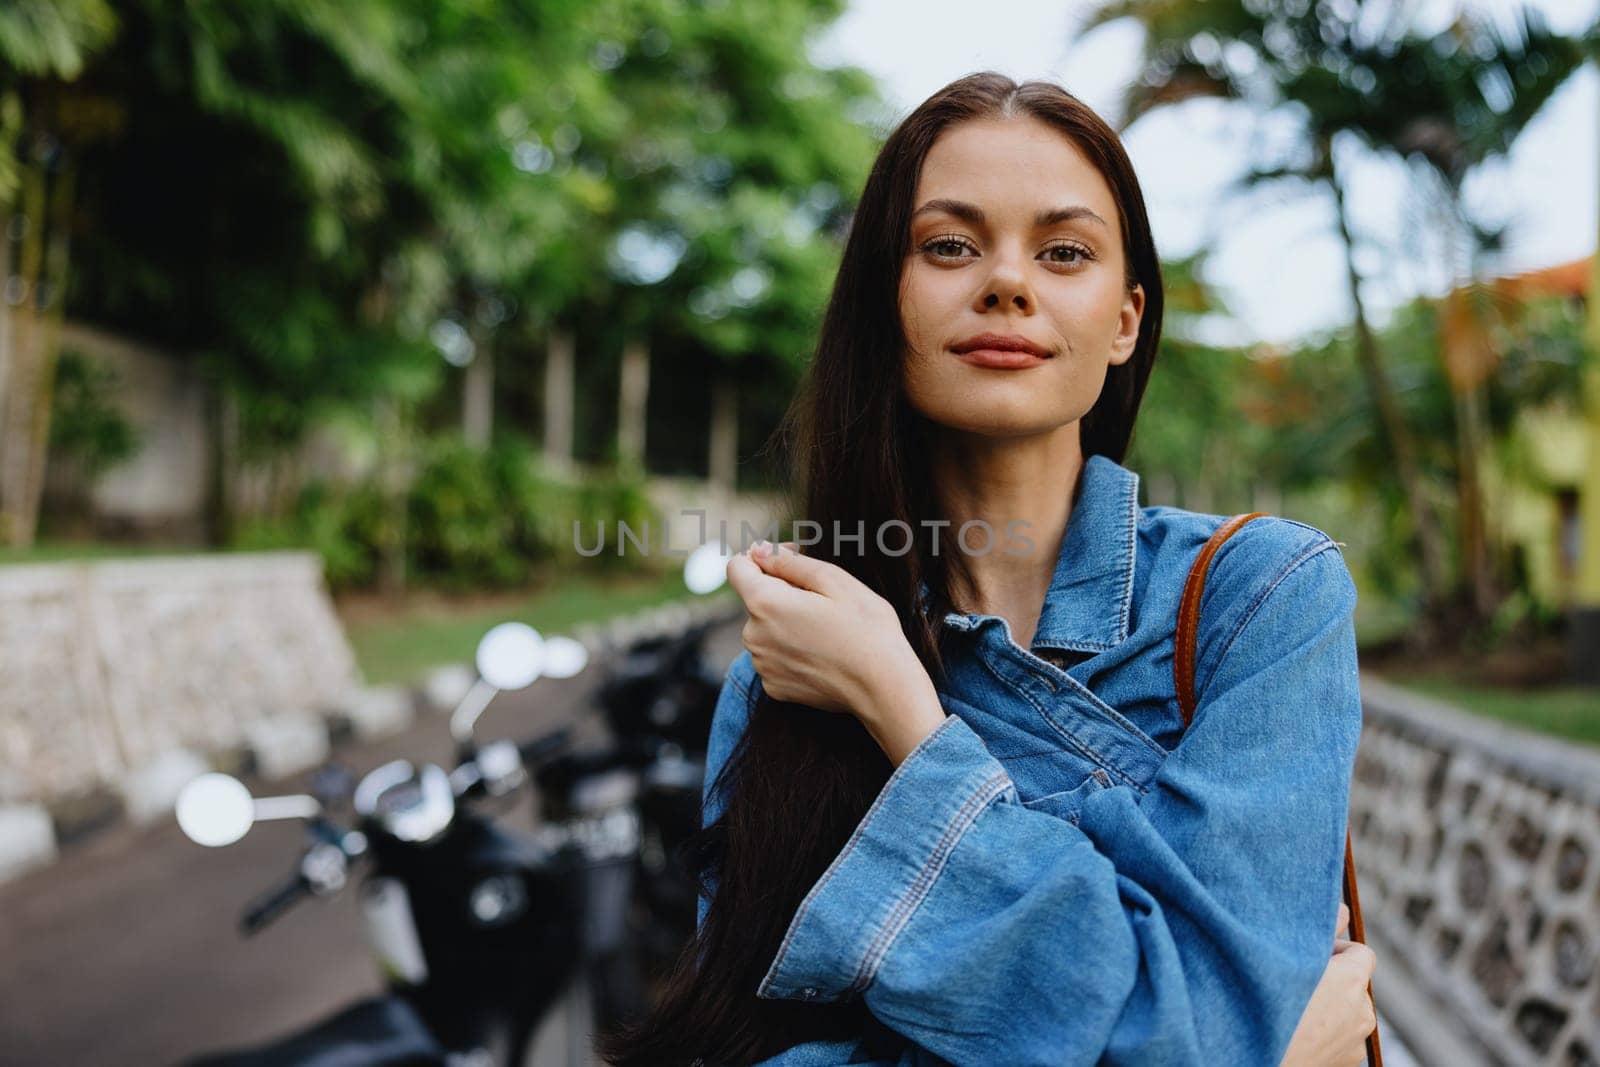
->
[698, 455, 1363, 1067]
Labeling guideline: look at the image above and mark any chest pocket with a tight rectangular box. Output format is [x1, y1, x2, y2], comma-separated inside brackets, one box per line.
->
[940, 685, 1128, 819]
[1019, 766, 1116, 824]
[939, 625, 1171, 809]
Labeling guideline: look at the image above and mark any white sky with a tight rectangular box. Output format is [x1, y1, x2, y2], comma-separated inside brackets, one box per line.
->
[811, 0, 1600, 345]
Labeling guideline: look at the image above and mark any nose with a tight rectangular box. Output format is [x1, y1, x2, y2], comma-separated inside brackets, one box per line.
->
[976, 247, 1033, 313]
[984, 291, 1026, 310]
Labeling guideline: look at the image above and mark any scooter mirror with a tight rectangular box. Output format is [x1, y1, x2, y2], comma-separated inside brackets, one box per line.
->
[685, 541, 732, 595]
[476, 622, 545, 691]
[541, 635, 588, 679]
[176, 773, 256, 847]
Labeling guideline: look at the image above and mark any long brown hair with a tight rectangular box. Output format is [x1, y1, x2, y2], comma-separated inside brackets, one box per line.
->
[600, 71, 1165, 1066]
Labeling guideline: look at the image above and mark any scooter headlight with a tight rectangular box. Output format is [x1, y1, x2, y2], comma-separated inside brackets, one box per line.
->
[467, 873, 528, 926]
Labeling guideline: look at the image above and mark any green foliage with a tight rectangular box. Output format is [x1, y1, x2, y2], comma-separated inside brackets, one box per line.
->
[0, 0, 116, 80]
[50, 0, 881, 498]
[407, 437, 532, 588]
[239, 434, 662, 590]
[47, 348, 139, 475]
[235, 479, 387, 587]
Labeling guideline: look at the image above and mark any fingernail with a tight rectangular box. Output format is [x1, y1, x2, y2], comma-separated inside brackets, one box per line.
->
[752, 540, 772, 558]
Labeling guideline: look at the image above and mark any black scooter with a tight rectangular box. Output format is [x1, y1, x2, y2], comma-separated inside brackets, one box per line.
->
[589, 613, 729, 975]
[174, 544, 740, 1066]
[176, 623, 640, 1067]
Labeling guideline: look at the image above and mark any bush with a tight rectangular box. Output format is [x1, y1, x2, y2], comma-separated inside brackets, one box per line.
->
[408, 438, 526, 588]
[235, 479, 386, 588]
[237, 434, 662, 591]
[50, 349, 140, 475]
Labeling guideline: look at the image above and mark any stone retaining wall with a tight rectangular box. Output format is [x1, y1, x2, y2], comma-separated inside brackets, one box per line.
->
[1352, 676, 1600, 1066]
[0, 552, 360, 807]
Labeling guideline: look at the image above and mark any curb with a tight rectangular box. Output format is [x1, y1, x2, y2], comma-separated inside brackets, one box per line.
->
[1, 592, 742, 888]
[0, 805, 57, 883]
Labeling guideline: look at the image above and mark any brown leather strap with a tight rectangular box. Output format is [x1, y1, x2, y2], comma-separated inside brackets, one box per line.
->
[1175, 514, 1382, 1067]
[1175, 512, 1266, 727]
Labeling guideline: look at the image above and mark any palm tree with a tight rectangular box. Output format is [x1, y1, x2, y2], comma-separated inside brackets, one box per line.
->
[1085, 0, 1595, 635]
[1367, 7, 1594, 622]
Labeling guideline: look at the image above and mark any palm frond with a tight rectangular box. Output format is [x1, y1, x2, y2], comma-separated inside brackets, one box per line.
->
[0, 0, 116, 80]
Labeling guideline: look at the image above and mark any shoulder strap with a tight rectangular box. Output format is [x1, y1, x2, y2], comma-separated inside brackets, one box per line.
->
[1174, 512, 1266, 726]
[1173, 512, 1383, 1067]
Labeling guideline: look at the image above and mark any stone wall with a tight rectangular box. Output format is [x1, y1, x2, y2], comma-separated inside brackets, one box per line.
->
[1352, 676, 1600, 1066]
[0, 552, 361, 806]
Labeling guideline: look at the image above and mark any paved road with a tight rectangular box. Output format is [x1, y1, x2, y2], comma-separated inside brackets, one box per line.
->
[0, 620, 746, 1067]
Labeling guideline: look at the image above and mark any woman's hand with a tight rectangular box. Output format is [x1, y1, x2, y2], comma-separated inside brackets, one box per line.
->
[1280, 904, 1378, 1066]
[725, 541, 946, 764]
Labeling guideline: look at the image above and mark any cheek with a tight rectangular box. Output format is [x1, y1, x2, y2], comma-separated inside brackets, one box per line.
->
[898, 269, 944, 353]
[1048, 277, 1127, 347]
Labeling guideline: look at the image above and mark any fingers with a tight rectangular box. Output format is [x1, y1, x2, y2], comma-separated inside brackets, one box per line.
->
[1331, 939, 1377, 983]
[725, 551, 798, 613]
[1335, 902, 1350, 941]
[751, 540, 846, 596]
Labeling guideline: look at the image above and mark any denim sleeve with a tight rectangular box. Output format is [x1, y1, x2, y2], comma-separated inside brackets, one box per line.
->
[755, 539, 1363, 1067]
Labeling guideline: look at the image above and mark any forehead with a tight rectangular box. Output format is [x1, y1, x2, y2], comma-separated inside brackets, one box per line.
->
[913, 116, 1120, 226]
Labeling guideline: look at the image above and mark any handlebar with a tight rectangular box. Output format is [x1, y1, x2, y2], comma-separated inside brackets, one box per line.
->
[240, 873, 311, 936]
[518, 727, 573, 768]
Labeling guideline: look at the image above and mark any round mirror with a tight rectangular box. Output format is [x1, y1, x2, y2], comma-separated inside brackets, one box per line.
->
[541, 635, 589, 679]
[685, 541, 732, 595]
[476, 622, 545, 691]
[175, 773, 255, 847]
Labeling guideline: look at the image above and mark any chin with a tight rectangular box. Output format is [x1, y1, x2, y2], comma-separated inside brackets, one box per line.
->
[918, 401, 1078, 439]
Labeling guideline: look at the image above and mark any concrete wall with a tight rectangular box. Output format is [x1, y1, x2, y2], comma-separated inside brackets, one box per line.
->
[56, 323, 212, 536]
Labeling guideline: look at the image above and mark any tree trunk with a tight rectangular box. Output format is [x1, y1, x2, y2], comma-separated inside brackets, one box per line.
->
[0, 201, 12, 458]
[376, 394, 408, 600]
[1327, 160, 1451, 622]
[463, 342, 493, 449]
[205, 385, 239, 546]
[1442, 189, 1500, 629]
[617, 338, 649, 474]
[543, 328, 574, 475]
[18, 158, 76, 544]
[1, 159, 47, 547]
[1453, 384, 1494, 620]
[708, 379, 738, 493]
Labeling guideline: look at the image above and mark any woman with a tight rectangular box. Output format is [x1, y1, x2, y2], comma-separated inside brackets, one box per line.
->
[603, 72, 1377, 1066]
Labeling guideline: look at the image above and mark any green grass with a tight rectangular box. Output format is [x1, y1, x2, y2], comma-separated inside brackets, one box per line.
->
[342, 567, 733, 686]
[0, 541, 209, 565]
[1384, 674, 1600, 749]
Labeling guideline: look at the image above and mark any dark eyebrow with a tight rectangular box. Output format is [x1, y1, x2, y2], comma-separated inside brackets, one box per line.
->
[911, 198, 1109, 231]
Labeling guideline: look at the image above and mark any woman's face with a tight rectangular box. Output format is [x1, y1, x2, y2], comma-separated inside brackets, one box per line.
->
[899, 115, 1145, 440]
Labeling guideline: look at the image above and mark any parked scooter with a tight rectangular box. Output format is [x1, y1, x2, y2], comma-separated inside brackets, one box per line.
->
[175, 543, 739, 1066]
[175, 623, 615, 1067]
[537, 542, 736, 984]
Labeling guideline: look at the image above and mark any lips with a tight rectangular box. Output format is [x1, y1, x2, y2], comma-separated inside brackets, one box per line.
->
[950, 332, 1052, 359]
[950, 332, 1053, 370]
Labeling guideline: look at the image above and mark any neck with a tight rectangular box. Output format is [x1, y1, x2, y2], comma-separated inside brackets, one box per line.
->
[929, 423, 1084, 645]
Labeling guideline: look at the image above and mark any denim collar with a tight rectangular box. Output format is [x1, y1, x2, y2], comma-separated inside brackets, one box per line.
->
[920, 453, 1139, 654]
